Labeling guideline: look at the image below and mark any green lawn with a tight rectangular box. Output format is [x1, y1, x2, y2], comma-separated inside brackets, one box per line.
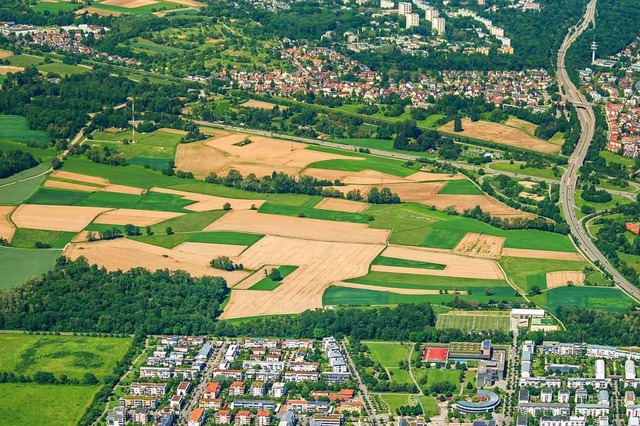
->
[436, 312, 510, 332]
[379, 393, 414, 414]
[0, 333, 132, 381]
[305, 146, 417, 177]
[249, 265, 298, 291]
[38, 62, 90, 76]
[0, 115, 49, 146]
[499, 257, 597, 293]
[7, 55, 44, 68]
[489, 162, 562, 180]
[601, 150, 636, 168]
[417, 368, 462, 392]
[0, 247, 61, 290]
[90, 128, 183, 168]
[437, 179, 484, 195]
[366, 341, 411, 368]
[332, 138, 395, 151]
[0, 383, 99, 426]
[89, 0, 184, 14]
[27, 188, 193, 212]
[575, 189, 631, 212]
[62, 158, 181, 189]
[531, 286, 635, 313]
[372, 255, 445, 270]
[31, 1, 81, 12]
[10, 228, 75, 249]
[139, 210, 226, 234]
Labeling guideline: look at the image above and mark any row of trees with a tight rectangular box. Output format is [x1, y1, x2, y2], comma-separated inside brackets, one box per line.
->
[0, 149, 38, 178]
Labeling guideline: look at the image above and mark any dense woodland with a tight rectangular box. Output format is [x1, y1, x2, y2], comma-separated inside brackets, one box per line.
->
[0, 257, 229, 334]
[0, 150, 38, 178]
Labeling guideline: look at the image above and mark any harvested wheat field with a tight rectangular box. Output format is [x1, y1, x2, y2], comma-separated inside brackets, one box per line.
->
[546, 271, 585, 289]
[164, 0, 203, 6]
[0, 50, 12, 59]
[51, 171, 108, 185]
[151, 187, 263, 211]
[453, 232, 505, 258]
[384, 182, 447, 200]
[0, 206, 15, 242]
[377, 245, 505, 280]
[12, 204, 110, 232]
[176, 133, 357, 178]
[439, 118, 559, 154]
[43, 180, 97, 192]
[0, 66, 23, 75]
[94, 209, 184, 226]
[158, 127, 187, 135]
[102, 184, 146, 195]
[333, 281, 466, 295]
[173, 242, 247, 257]
[100, 0, 157, 8]
[204, 210, 389, 244]
[65, 238, 249, 283]
[302, 168, 409, 185]
[314, 198, 369, 213]
[501, 248, 583, 261]
[220, 235, 384, 318]
[241, 100, 286, 110]
[421, 194, 532, 218]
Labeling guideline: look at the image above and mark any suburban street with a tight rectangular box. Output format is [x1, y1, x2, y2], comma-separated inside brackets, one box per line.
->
[556, 0, 640, 302]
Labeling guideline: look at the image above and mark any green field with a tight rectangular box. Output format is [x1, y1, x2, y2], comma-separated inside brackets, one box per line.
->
[27, 188, 193, 212]
[366, 341, 414, 385]
[90, 128, 183, 168]
[499, 257, 595, 293]
[88, 0, 185, 14]
[0, 383, 99, 426]
[372, 255, 445, 270]
[0, 115, 49, 146]
[418, 396, 440, 416]
[0, 333, 132, 381]
[10, 228, 75, 249]
[38, 62, 90, 76]
[306, 146, 417, 177]
[7, 55, 44, 68]
[0, 163, 50, 204]
[133, 230, 264, 249]
[322, 286, 516, 307]
[31, 1, 81, 13]
[436, 312, 510, 332]
[379, 393, 414, 414]
[0, 247, 61, 290]
[249, 265, 299, 291]
[258, 200, 370, 223]
[437, 179, 483, 195]
[489, 162, 562, 180]
[416, 368, 462, 392]
[531, 286, 635, 313]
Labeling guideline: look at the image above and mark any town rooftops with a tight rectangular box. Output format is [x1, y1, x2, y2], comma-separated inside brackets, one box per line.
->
[189, 408, 204, 422]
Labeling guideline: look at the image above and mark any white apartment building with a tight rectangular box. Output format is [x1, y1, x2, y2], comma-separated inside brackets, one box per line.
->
[398, 2, 412, 15]
[405, 13, 419, 29]
[432, 17, 445, 35]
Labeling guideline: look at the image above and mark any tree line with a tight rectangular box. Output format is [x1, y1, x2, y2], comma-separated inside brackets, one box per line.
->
[0, 257, 229, 335]
[0, 149, 38, 178]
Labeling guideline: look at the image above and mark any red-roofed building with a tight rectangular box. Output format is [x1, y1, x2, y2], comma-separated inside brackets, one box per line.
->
[235, 410, 252, 425]
[188, 408, 205, 426]
[215, 409, 232, 424]
[339, 401, 364, 414]
[203, 382, 221, 398]
[256, 410, 271, 426]
[229, 381, 245, 396]
[627, 222, 640, 235]
[199, 398, 222, 410]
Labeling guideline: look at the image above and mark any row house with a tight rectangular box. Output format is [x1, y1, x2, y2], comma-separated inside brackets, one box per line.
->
[129, 382, 167, 396]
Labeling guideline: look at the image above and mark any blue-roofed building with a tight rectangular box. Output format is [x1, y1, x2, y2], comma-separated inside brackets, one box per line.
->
[198, 343, 213, 358]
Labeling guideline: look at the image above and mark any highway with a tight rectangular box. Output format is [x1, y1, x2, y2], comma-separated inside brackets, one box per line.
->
[557, 0, 640, 301]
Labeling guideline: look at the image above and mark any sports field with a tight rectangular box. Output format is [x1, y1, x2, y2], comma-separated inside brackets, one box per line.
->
[436, 312, 510, 332]
[0, 247, 61, 290]
[0, 333, 132, 381]
[0, 383, 99, 426]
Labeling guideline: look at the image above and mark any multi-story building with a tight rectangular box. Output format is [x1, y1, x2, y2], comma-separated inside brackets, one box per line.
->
[398, 2, 412, 15]
[540, 416, 586, 426]
[575, 404, 609, 417]
[405, 13, 419, 29]
[129, 382, 167, 396]
[432, 17, 445, 36]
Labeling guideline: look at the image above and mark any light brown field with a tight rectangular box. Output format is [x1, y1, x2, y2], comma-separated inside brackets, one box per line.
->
[76, 6, 122, 15]
[384, 182, 447, 200]
[204, 210, 389, 244]
[240, 100, 286, 110]
[12, 205, 110, 232]
[102, 184, 146, 195]
[377, 245, 505, 279]
[164, 0, 203, 6]
[0, 66, 24, 76]
[505, 117, 537, 135]
[501, 248, 583, 261]
[519, 192, 544, 202]
[43, 180, 97, 192]
[453, 232, 505, 258]
[151, 187, 263, 211]
[64, 238, 249, 283]
[417, 194, 532, 218]
[303, 169, 461, 185]
[175, 133, 358, 178]
[332, 282, 467, 295]
[439, 118, 559, 154]
[100, 0, 157, 8]
[233, 265, 282, 290]
[546, 271, 585, 289]
[314, 198, 369, 213]
[173, 242, 248, 257]
[51, 171, 109, 185]
[0, 206, 15, 242]
[0, 50, 13, 59]
[219, 235, 384, 319]
[158, 127, 187, 135]
[94, 209, 184, 226]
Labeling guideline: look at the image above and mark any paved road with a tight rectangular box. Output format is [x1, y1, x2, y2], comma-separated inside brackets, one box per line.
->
[557, 0, 640, 302]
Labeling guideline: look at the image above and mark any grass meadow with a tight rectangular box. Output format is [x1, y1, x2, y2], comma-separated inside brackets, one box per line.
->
[0, 247, 61, 290]
[437, 179, 483, 195]
[249, 265, 298, 291]
[0, 115, 49, 146]
[10, 228, 75, 249]
[498, 257, 596, 293]
[531, 286, 635, 313]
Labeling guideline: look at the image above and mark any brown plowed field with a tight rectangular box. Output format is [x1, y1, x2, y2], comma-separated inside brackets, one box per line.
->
[546, 271, 585, 289]
[314, 198, 369, 213]
[453, 232, 505, 258]
[0, 206, 15, 242]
